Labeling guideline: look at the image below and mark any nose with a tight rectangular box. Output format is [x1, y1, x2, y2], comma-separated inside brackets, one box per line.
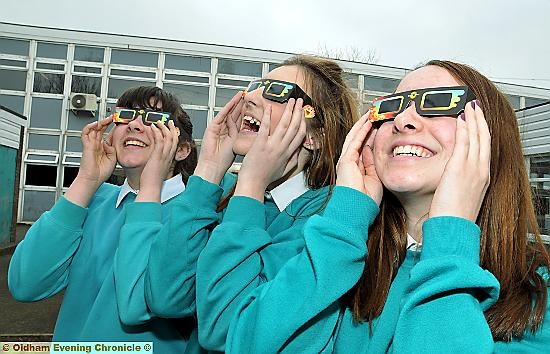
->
[243, 85, 264, 107]
[392, 101, 424, 134]
[126, 115, 145, 132]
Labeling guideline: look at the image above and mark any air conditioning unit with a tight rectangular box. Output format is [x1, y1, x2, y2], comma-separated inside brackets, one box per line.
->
[70, 93, 98, 112]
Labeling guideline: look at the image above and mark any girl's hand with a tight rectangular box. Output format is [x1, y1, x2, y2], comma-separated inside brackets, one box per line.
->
[429, 101, 490, 221]
[136, 120, 181, 202]
[194, 92, 244, 184]
[65, 116, 117, 207]
[235, 98, 307, 202]
[336, 113, 383, 205]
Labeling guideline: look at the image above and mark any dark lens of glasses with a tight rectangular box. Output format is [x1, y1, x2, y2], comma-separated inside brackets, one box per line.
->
[379, 97, 403, 113]
[265, 82, 288, 96]
[145, 112, 165, 124]
[422, 92, 452, 109]
[247, 81, 262, 92]
[118, 110, 136, 119]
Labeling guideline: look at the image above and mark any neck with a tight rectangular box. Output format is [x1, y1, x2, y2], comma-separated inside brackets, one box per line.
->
[267, 147, 310, 191]
[125, 168, 142, 190]
[394, 192, 433, 242]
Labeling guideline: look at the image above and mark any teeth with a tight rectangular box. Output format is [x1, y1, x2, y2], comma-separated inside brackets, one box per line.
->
[392, 145, 432, 158]
[243, 116, 261, 127]
[125, 140, 146, 147]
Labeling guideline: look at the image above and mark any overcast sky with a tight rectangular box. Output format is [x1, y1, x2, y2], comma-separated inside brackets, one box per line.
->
[2, 0, 550, 90]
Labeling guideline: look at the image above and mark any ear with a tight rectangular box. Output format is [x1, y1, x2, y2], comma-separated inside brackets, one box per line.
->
[175, 143, 191, 161]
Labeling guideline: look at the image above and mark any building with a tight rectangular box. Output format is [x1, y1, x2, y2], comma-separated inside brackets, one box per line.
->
[1, 22, 549, 237]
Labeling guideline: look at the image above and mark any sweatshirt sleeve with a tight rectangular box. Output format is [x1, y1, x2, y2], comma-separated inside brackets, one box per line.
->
[8, 196, 87, 301]
[392, 216, 501, 353]
[146, 175, 231, 318]
[224, 187, 380, 353]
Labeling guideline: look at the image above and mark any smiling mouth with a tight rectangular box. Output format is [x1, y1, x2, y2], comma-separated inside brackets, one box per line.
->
[392, 145, 433, 158]
[240, 115, 261, 133]
[124, 140, 147, 147]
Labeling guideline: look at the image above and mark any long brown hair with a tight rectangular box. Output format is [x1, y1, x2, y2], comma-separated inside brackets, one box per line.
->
[218, 54, 358, 210]
[349, 60, 550, 341]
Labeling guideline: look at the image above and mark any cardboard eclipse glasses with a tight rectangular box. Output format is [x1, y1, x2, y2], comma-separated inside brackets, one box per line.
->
[368, 86, 476, 126]
[244, 79, 316, 118]
[113, 107, 173, 126]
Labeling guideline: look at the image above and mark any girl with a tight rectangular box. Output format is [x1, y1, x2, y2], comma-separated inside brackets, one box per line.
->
[9, 86, 198, 353]
[224, 61, 550, 353]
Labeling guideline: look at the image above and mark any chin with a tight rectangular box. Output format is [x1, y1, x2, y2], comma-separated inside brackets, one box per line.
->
[232, 137, 253, 156]
[381, 173, 433, 194]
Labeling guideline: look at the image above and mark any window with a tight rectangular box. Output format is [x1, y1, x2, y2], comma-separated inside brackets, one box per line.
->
[215, 87, 240, 107]
[506, 94, 521, 110]
[525, 97, 549, 108]
[186, 109, 208, 139]
[25, 164, 57, 186]
[71, 75, 102, 96]
[65, 136, 83, 152]
[364, 75, 399, 93]
[36, 42, 67, 60]
[74, 46, 104, 62]
[63, 166, 79, 187]
[111, 49, 158, 67]
[163, 83, 209, 106]
[0, 69, 27, 91]
[68, 110, 98, 132]
[0, 37, 29, 56]
[33, 72, 64, 94]
[164, 73, 209, 84]
[165, 54, 211, 72]
[108, 79, 154, 99]
[218, 59, 262, 77]
[343, 73, 360, 89]
[0, 94, 25, 114]
[27, 133, 59, 150]
[530, 155, 550, 236]
[29, 98, 63, 129]
[22, 190, 56, 221]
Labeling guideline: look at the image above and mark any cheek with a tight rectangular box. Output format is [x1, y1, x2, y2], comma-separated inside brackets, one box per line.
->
[268, 105, 286, 132]
[434, 119, 457, 151]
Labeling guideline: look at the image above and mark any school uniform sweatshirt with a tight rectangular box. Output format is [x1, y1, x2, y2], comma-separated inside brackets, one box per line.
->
[225, 186, 550, 353]
[8, 176, 224, 354]
[195, 174, 331, 352]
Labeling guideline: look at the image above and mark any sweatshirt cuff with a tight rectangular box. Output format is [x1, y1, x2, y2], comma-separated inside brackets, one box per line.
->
[223, 196, 266, 230]
[48, 196, 88, 230]
[421, 216, 480, 264]
[125, 202, 162, 224]
[323, 186, 380, 238]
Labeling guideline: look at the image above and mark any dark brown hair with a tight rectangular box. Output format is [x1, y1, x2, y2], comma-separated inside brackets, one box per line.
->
[349, 60, 550, 341]
[116, 86, 197, 183]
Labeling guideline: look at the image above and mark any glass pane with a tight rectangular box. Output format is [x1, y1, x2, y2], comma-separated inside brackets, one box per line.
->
[22, 190, 56, 221]
[165, 54, 211, 72]
[65, 136, 83, 152]
[111, 49, 158, 67]
[110, 69, 156, 79]
[108, 79, 153, 99]
[28, 133, 59, 150]
[163, 83, 209, 106]
[218, 59, 262, 77]
[0, 59, 26, 68]
[74, 46, 104, 62]
[25, 165, 58, 186]
[64, 156, 81, 164]
[218, 78, 249, 87]
[525, 97, 549, 108]
[0, 94, 25, 114]
[33, 72, 64, 94]
[30, 97, 62, 129]
[74, 66, 102, 74]
[0, 69, 27, 91]
[68, 109, 98, 131]
[344, 73, 359, 89]
[0, 37, 29, 56]
[186, 109, 208, 139]
[506, 94, 521, 110]
[164, 73, 209, 84]
[36, 42, 67, 60]
[215, 87, 239, 107]
[364, 75, 399, 93]
[63, 166, 79, 187]
[530, 156, 550, 235]
[71, 75, 101, 96]
[26, 154, 57, 162]
[36, 62, 65, 71]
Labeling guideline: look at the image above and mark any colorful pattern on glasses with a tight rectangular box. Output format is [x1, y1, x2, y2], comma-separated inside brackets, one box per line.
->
[368, 86, 476, 124]
[113, 107, 173, 126]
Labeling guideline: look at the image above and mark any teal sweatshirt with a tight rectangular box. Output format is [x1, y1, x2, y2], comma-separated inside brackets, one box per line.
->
[8, 182, 204, 353]
[195, 181, 330, 351]
[225, 186, 550, 353]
